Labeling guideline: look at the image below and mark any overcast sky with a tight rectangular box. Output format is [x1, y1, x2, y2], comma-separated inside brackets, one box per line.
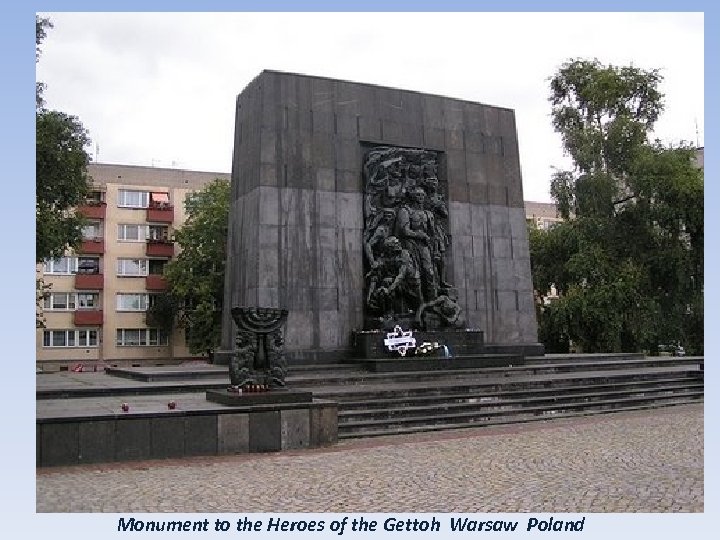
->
[36, 12, 704, 203]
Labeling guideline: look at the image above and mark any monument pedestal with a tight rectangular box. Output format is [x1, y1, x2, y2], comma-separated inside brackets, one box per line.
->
[352, 328, 486, 359]
[206, 389, 313, 406]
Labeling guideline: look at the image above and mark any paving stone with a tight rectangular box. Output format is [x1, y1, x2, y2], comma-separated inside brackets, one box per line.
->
[36, 404, 703, 513]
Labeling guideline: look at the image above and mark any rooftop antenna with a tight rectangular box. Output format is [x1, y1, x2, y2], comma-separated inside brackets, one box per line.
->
[694, 118, 700, 148]
[94, 143, 100, 162]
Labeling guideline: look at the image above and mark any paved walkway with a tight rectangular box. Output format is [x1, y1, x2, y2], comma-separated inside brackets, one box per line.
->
[36, 404, 703, 513]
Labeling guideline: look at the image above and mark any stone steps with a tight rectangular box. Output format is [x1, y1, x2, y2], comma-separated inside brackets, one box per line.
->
[333, 377, 703, 411]
[299, 360, 702, 439]
[337, 397, 702, 440]
[338, 385, 703, 423]
[302, 366, 700, 399]
[38, 353, 703, 442]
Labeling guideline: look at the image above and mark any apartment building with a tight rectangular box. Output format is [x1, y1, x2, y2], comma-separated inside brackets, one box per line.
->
[525, 200, 562, 231]
[37, 163, 230, 371]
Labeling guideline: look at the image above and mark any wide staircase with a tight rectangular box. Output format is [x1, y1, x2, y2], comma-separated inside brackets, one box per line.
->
[39, 353, 703, 440]
[317, 353, 703, 439]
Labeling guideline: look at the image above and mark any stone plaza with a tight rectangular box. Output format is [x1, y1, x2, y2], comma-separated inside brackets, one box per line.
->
[36, 404, 702, 513]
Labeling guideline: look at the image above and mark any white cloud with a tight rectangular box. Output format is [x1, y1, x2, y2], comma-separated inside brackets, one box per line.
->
[37, 11, 704, 202]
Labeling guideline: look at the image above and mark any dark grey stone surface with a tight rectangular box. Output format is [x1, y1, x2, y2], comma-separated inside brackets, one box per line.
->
[249, 411, 281, 452]
[353, 329, 486, 359]
[40, 422, 79, 467]
[221, 70, 539, 358]
[217, 413, 250, 454]
[280, 409, 310, 450]
[356, 353, 523, 373]
[206, 389, 313, 406]
[79, 420, 116, 464]
[310, 403, 338, 446]
[184, 416, 218, 456]
[150, 416, 185, 459]
[115, 418, 151, 462]
[37, 399, 339, 466]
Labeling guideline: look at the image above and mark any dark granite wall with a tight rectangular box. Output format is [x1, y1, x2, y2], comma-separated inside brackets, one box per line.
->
[37, 403, 338, 466]
[221, 70, 538, 357]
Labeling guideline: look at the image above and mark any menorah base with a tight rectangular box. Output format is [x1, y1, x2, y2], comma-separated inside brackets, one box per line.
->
[206, 389, 313, 406]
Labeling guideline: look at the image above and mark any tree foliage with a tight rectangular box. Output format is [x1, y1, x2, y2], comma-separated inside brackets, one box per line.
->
[36, 15, 92, 263]
[149, 179, 230, 358]
[531, 59, 703, 354]
[36, 110, 92, 262]
[36, 16, 52, 109]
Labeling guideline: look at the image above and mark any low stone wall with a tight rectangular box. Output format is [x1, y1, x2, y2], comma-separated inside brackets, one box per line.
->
[37, 401, 338, 467]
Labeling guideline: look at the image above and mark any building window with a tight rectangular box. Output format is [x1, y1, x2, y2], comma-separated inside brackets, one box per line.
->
[542, 219, 558, 230]
[42, 329, 98, 347]
[43, 293, 76, 311]
[82, 221, 103, 240]
[116, 293, 150, 312]
[118, 190, 149, 208]
[118, 224, 148, 242]
[148, 225, 169, 241]
[86, 191, 105, 205]
[148, 259, 167, 275]
[77, 256, 100, 275]
[43, 292, 99, 310]
[117, 258, 148, 276]
[77, 293, 100, 309]
[116, 328, 169, 346]
[43, 257, 78, 275]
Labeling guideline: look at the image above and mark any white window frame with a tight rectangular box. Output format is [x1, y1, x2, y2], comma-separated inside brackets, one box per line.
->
[82, 221, 103, 240]
[77, 293, 99, 309]
[117, 189, 149, 208]
[116, 328, 169, 347]
[44, 292, 99, 310]
[43, 257, 78, 275]
[147, 224, 169, 241]
[117, 258, 148, 277]
[116, 293, 150, 312]
[117, 224, 149, 242]
[77, 256, 101, 275]
[42, 329, 98, 348]
[43, 292, 76, 311]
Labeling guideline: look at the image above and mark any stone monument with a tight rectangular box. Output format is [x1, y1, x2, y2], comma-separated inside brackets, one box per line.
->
[228, 306, 288, 389]
[207, 306, 313, 405]
[218, 70, 543, 363]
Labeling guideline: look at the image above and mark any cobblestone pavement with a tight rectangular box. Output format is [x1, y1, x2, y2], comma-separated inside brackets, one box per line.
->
[36, 404, 703, 513]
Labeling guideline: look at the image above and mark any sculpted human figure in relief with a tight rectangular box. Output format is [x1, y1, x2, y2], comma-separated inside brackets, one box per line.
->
[363, 146, 455, 327]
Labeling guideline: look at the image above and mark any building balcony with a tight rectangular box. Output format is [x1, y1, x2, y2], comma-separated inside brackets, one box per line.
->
[74, 309, 103, 326]
[75, 273, 104, 290]
[77, 202, 107, 220]
[79, 238, 105, 255]
[146, 239, 174, 258]
[146, 274, 168, 291]
[147, 204, 174, 223]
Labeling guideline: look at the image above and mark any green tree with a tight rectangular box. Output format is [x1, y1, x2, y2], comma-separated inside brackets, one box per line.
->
[36, 16, 52, 109]
[150, 179, 230, 359]
[36, 16, 93, 327]
[36, 110, 92, 261]
[531, 59, 703, 354]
